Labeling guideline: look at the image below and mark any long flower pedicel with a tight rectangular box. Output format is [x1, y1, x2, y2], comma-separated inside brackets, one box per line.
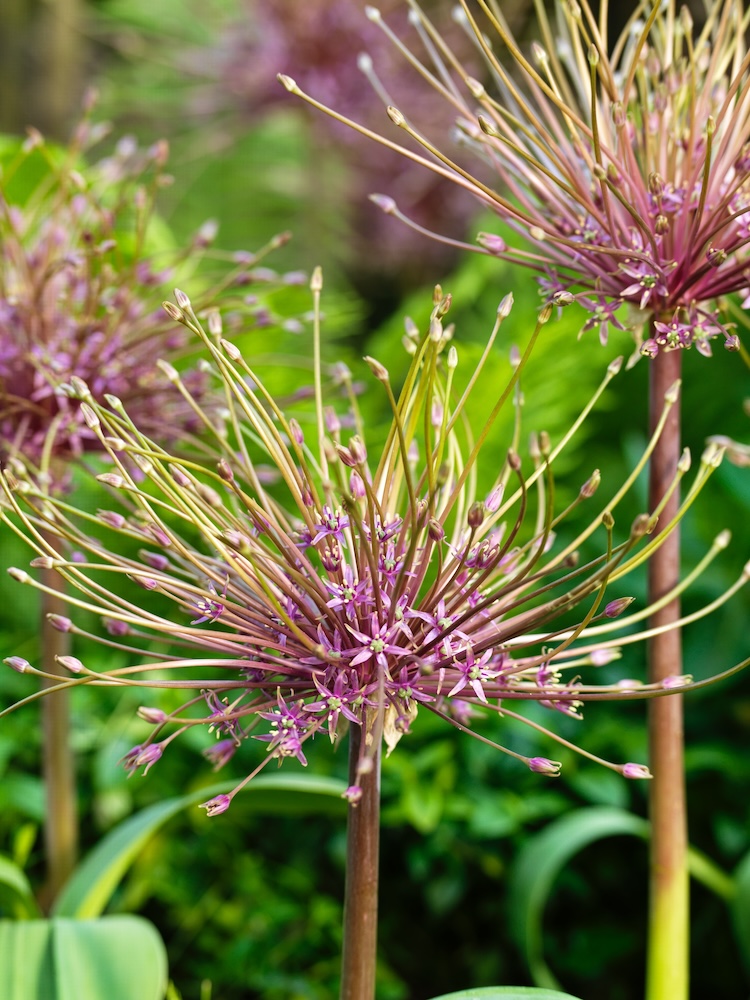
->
[281, 0, 750, 356]
[2, 276, 746, 812]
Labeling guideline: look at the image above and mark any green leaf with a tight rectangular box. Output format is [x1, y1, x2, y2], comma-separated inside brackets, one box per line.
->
[508, 807, 735, 990]
[428, 988, 584, 999]
[0, 915, 167, 1000]
[731, 849, 750, 975]
[0, 855, 41, 919]
[508, 807, 649, 990]
[54, 774, 346, 918]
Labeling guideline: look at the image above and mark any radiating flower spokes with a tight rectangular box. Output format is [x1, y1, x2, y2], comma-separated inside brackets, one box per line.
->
[280, 0, 750, 357]
[2, 274, 748, 812]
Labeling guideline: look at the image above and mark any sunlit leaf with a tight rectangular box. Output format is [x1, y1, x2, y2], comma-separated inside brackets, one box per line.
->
[0, 915, 167, 1000]
[54, 774, 346, 918]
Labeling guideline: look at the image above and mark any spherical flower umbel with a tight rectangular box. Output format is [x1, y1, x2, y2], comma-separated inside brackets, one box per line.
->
[0, 100, 291, 485]
[283, 0, 750, 357]
[2, 276, 746, 813]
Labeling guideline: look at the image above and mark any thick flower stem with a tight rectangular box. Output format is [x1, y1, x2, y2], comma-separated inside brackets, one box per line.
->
[340, 727, 381, 1000]
[40, 560, 78, 906]
[645, 347, 688, 1000]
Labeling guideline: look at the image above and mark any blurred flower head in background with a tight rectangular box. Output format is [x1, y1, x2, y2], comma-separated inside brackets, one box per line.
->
[208, 0, 504, 291]
[285, 0, 750, 357]
[4, 275, 743, 813]
[0, 99, 294, 486]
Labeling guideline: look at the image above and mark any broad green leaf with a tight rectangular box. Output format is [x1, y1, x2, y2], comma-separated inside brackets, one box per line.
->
[428, 988, 584, 999]
[0, 855, 41, 919]
[0, 915, 167, 1000]
[508, 807, 734, 990]
[54, 774, 346, 918]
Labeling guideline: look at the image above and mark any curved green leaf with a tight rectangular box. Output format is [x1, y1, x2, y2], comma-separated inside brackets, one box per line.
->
[428, 989, 583, 999]
[508, 808, 648, 990]
[0, 855, 41, 919]
[0, 915, 167, 1000]
[54, 773, 346, 918]
[508, 806, 735, 990]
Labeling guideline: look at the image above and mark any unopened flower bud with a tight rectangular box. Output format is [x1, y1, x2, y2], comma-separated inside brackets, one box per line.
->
[622, 762, 652, 779]
[468, 502, 484, 528]
[662, 674, 693, 689]
[428, 518, 445, 542]
[528, 757, 562, 776]
[162, 301, 183, 322]
[342, 785, 363, 804]
[349, 470, 366, 499]
[48, 614, 73, 632]
[98, 509, 126, 529]
[56, 655, 84, 674]
[217, 459, 234, 482]
[604, 597, 634, 618]
[364, 356, 389, 382]
[369, 193, 396, 214]
[5, 656, 32, 673]
[138, 706, 168, 724]
[580, 470, 600, 498]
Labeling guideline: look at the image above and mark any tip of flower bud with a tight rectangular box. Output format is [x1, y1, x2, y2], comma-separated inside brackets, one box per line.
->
[342, 785, 363, 804]
[174, 288, 191, 310]
[661, 674, 693, 689]
[162, 301, 183, 323]
[700, 441, 724, 468]
[201, 793, 232, 816]
[156, 359, 180, 382]
[220, 338, 242, 361]
[677, 448, 691, 473]
[664, 379, 681, 404]
[528, 756, 562, 776]
[465, 76, 486, 99]
[604, 597, 635, 618]
[47, 614, 73, 632]
[369, 193, 397, 214]
[622, 762, 652, 780]
[8, 567, 30, 583]
[5, 656, 32, 673]
[277, 73, 299, 93]
[607, 356, 624, 376]
[365, 5, 381, 21]
[310, 265, 323, 292]
[364, 356, 389, 381]
[714, 529, 731, 549]
[497, 292, 514, 318]
[56, 655, 84, 674]
[387, 106, 406, 127]
[81, 403, 100, 431]
[477, 115, 498, 137]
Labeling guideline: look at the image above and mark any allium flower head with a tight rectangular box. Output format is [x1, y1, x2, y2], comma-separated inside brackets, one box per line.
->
[3, 276, 745, 812]
[283, 0, 750, 356]
[0, 101, 289, 484]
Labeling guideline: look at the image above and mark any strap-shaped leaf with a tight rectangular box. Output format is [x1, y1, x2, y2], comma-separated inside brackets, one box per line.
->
[0, 855, 41, 919]
[508, 806, 734, 990]
[0, 915, 167, 1000]
[428, 988, 584, 999]
[54, 774, 346, 918]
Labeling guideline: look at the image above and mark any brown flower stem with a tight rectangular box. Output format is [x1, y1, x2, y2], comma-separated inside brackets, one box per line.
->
[645, 346, 688, 1000]
[40, 556, 78, 907]
[340, 726, 381, 1000]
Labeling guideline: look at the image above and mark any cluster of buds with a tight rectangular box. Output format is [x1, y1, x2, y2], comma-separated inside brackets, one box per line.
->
[282, 0, 750, 358]
[2, 276, 747, 813]
[0, 93, 298, 487]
